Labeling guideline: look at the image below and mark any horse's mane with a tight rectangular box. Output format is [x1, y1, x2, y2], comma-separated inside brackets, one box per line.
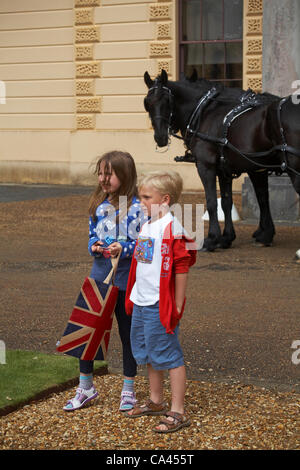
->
[182, 75, 280, 104]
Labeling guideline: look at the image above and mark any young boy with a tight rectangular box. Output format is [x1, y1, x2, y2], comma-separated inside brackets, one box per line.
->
[125, 170, 196, 433]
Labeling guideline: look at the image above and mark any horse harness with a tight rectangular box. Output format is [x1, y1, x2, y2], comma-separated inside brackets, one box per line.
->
[154, 85, 300, 178]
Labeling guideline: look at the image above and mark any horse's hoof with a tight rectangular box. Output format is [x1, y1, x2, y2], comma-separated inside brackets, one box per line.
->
[219, 241, 233, 249]
[202, 238, 219, 252]
[199, 246, 217, 252]
[253, 240, 272, 247]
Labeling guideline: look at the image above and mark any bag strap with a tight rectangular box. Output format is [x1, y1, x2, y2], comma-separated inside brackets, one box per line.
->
[102, 198, 129, 285]
[103, 250, 121, 285]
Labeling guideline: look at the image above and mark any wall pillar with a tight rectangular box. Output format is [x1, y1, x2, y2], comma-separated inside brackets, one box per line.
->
[243, 0, 263, 92]
[74, 0, 101, 129]
[262, 0, 300, 96]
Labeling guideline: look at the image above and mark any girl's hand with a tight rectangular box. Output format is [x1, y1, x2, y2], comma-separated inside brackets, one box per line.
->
[107, 242, 122, 258]
[91, 241, 104, 254]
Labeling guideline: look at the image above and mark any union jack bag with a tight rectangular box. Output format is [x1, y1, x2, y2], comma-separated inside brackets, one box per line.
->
[56, 253, 120, 361]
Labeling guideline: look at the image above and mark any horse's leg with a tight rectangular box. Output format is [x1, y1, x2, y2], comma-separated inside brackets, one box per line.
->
[288, 172, 300, 196]
[196, 160, 221, 251]
[217, 172, 236, 248]
[248, 171, 275, 245]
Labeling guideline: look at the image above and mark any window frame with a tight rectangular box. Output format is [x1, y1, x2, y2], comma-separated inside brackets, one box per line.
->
[178, 0, 243, 86]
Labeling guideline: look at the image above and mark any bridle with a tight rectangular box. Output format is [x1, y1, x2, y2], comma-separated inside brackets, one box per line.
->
[146, 83, 174, 152]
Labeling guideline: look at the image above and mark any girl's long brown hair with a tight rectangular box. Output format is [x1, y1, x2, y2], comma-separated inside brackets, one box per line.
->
[88, 151, 138, 221]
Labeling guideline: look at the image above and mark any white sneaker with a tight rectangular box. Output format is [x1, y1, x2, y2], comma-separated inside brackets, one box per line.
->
[63, 386, 98, 411]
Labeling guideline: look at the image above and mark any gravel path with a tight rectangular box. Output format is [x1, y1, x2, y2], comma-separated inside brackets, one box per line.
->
[0, 374, 299, 450]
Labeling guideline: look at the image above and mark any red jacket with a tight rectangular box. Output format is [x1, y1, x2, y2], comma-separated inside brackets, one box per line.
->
[125, 220, 197, 334]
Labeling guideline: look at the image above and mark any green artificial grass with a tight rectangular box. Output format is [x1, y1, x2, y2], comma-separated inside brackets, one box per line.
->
[0, 350, 106, 409]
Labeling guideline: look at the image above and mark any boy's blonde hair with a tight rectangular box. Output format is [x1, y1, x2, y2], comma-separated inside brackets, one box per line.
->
[138, 170, 183, 206]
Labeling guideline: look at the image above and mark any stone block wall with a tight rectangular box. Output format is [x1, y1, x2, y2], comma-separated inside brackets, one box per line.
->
[0, 0, 201, 188]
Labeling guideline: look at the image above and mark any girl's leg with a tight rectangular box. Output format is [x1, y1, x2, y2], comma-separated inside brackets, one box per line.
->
[115, 291, 137, 410]
[63, 360, 98, 411]
[78, 360, 94, 390]
[115, 291, 137, 379]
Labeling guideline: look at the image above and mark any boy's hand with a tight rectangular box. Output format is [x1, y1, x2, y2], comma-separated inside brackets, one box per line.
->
[176, 302, 184, 314]
[175, 272, 188, 313]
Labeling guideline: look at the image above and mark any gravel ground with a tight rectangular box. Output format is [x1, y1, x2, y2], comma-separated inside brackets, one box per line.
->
[0, 374, 299, 450]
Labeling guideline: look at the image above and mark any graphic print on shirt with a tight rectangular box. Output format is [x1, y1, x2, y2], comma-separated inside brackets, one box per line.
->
[135, 237, 155, 264]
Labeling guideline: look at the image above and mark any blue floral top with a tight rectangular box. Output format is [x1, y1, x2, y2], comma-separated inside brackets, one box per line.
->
[88, 196, 145, 290]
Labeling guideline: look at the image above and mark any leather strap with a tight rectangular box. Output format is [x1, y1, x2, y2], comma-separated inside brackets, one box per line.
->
[103, 250, 121, 285]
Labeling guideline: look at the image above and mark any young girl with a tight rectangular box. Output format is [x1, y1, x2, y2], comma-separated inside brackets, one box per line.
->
[64, 150, 144, 412]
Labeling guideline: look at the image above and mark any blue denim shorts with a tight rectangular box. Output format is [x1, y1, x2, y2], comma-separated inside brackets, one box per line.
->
[130, 302, 184, 370]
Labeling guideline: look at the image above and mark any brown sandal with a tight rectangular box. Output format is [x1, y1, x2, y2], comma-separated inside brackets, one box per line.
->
[153, 411, 191, 433]
[125, 399, 168, 418]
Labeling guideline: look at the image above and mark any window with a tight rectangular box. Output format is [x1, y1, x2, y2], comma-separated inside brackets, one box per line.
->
[179, 0, 243, 88]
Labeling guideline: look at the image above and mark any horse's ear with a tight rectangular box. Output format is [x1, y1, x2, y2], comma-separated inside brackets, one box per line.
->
[144, 71, 153, 89]
[160, 69, 168, 85]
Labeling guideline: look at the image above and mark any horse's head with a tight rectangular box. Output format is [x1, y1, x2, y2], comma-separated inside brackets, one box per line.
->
[144, 70, 173, 148]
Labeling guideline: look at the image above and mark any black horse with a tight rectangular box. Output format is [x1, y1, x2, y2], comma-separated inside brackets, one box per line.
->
[144, 69, 300, 251]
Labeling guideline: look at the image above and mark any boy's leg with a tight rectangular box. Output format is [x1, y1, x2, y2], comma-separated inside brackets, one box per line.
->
[148, 363, 164, 404]
[169, 365, 186, 414]
[154, 365, 187, 431]
[126, 363, 166, 417]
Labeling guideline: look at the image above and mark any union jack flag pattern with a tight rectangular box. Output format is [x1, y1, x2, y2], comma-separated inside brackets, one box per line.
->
[56, 277, 119, 361]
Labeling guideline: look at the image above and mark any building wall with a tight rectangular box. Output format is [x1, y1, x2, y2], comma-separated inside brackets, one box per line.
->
[0, 0, 264, 191]
[72, 0, 194, 187]
[0, 0, 75, 183]
[0, 0, 196, 188]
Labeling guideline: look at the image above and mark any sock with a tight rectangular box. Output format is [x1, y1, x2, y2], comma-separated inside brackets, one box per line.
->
[79, 374, 93, 390]
[122, 378, 134, 393]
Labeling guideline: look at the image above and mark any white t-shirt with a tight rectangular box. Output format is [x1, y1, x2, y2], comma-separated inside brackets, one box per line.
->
[129, 212, 173, 306]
